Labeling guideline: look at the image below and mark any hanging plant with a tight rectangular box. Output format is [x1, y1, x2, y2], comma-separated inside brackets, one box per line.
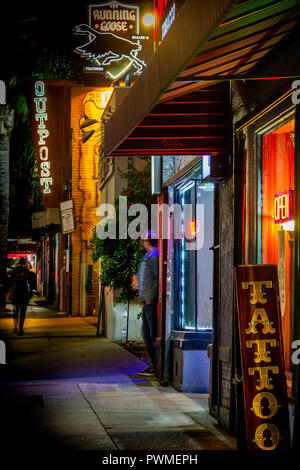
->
[90, 158, 151, 303]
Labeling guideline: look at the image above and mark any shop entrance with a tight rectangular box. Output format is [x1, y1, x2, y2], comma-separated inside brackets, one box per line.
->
[175, 179, 214, 332]
[169, 178, 215, 393]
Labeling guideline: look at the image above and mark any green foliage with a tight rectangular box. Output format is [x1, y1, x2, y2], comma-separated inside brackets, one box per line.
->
[9, 93, 29, 122]
[90, 158, 151, 304]
[33, 46, 75, 81]
[90, 232, 144, 304]
[118, 157, 151, 207]
[137, 310, 143, 320]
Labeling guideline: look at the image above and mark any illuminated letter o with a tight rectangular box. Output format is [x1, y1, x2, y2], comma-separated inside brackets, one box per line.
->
[100, 21, 107, 31]
[35, 81, 45, 97]
[274, 198, 279, 221]
[253, 423, 280, 450]
[39, 146, 48, 161]
[251, 392, 279, 419]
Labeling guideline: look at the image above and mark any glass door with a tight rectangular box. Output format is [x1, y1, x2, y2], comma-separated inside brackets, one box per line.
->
[175, 179, 214, 332]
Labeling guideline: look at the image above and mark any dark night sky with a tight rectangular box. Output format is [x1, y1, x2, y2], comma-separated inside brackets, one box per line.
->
[0, 0, 153, 84]
[0, 1, 102, 84]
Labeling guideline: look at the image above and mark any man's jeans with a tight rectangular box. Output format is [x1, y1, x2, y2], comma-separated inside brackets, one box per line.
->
[142, 303, 157, 365]
[13, 300, 29, 332]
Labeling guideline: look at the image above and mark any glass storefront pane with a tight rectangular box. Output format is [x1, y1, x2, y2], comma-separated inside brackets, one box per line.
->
[176, 180, 214, 331]
[179, 181, 196, 330]
[196, 183, 214, 330]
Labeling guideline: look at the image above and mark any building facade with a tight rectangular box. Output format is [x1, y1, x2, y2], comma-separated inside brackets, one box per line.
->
[102, 0, 300, 444]
[31, 82, 113, 317]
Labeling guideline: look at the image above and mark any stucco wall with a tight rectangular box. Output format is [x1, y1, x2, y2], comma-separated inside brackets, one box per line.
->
[100, 156, 144, 343]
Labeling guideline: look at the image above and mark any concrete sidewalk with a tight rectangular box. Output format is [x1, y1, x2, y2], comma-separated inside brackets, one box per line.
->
[3, 293, 69, 318]
[0, 315, 236, 454]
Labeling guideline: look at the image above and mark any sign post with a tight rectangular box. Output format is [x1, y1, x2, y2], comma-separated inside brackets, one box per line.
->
[235, 265, 290, 450]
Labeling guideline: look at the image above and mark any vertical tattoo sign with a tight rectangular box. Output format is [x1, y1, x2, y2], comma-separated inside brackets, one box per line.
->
[235, 265, 290, 450]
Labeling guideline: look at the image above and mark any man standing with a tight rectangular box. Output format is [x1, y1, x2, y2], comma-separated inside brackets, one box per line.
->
[10, 258, 31, 335]
[138, 231, 159, 376]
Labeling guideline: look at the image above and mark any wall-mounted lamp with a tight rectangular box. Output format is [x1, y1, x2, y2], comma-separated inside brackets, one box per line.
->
[143, 13, 155, 27]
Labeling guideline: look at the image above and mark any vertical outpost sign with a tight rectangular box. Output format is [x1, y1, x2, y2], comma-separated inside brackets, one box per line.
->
[33, 81, 53, 196]
[235, 265, 290, 450]
[30, 80, 71, 208]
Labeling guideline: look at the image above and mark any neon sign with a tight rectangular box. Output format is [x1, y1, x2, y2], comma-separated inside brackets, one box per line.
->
[161, 2, 175, 40]
[34, 81, 52, 194]
[154, 0, 181, 43]
[74, 1, 148, 81]
[91, 4, 137, 32]
[154, 0, 170, 42]
[274, 190, 292, 224]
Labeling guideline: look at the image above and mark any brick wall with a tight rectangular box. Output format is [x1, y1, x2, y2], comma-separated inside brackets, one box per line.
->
[70, 87, 111, 316]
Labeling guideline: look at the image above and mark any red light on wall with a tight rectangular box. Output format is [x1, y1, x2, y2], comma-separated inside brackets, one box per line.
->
[187, 220, 196, 238]
[274, 190, 292, 224]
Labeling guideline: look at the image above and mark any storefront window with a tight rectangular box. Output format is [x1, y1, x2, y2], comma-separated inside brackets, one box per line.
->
[175, 180, 214, 331]
[261, 118, 295, 379]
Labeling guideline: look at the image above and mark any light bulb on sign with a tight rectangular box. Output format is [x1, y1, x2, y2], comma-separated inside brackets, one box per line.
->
[143, 13, 155, 27]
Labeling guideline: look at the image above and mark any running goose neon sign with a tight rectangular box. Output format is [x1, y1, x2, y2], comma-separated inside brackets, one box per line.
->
[73, 1, 148, 81]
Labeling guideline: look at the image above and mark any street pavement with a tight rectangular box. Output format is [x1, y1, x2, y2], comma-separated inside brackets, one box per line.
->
[0, 302, 236, 463]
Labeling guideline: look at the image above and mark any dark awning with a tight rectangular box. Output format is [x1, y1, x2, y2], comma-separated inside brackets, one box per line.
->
[104, 0, 300, 156]
[109, 82, 230, 155]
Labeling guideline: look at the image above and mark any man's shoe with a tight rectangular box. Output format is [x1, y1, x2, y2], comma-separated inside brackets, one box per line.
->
[138, 365, 155, 376]
[18, 330, 24, 336]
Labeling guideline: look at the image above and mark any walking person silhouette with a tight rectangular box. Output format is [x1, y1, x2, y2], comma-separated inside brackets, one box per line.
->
[10, 258, 31, 335]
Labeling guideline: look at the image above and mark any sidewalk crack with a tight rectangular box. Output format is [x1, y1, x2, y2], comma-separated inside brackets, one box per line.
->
[76, 383, 118, 450]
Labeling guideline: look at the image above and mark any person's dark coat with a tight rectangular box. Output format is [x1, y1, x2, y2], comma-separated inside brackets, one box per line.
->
[10, 265, 31, 304]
